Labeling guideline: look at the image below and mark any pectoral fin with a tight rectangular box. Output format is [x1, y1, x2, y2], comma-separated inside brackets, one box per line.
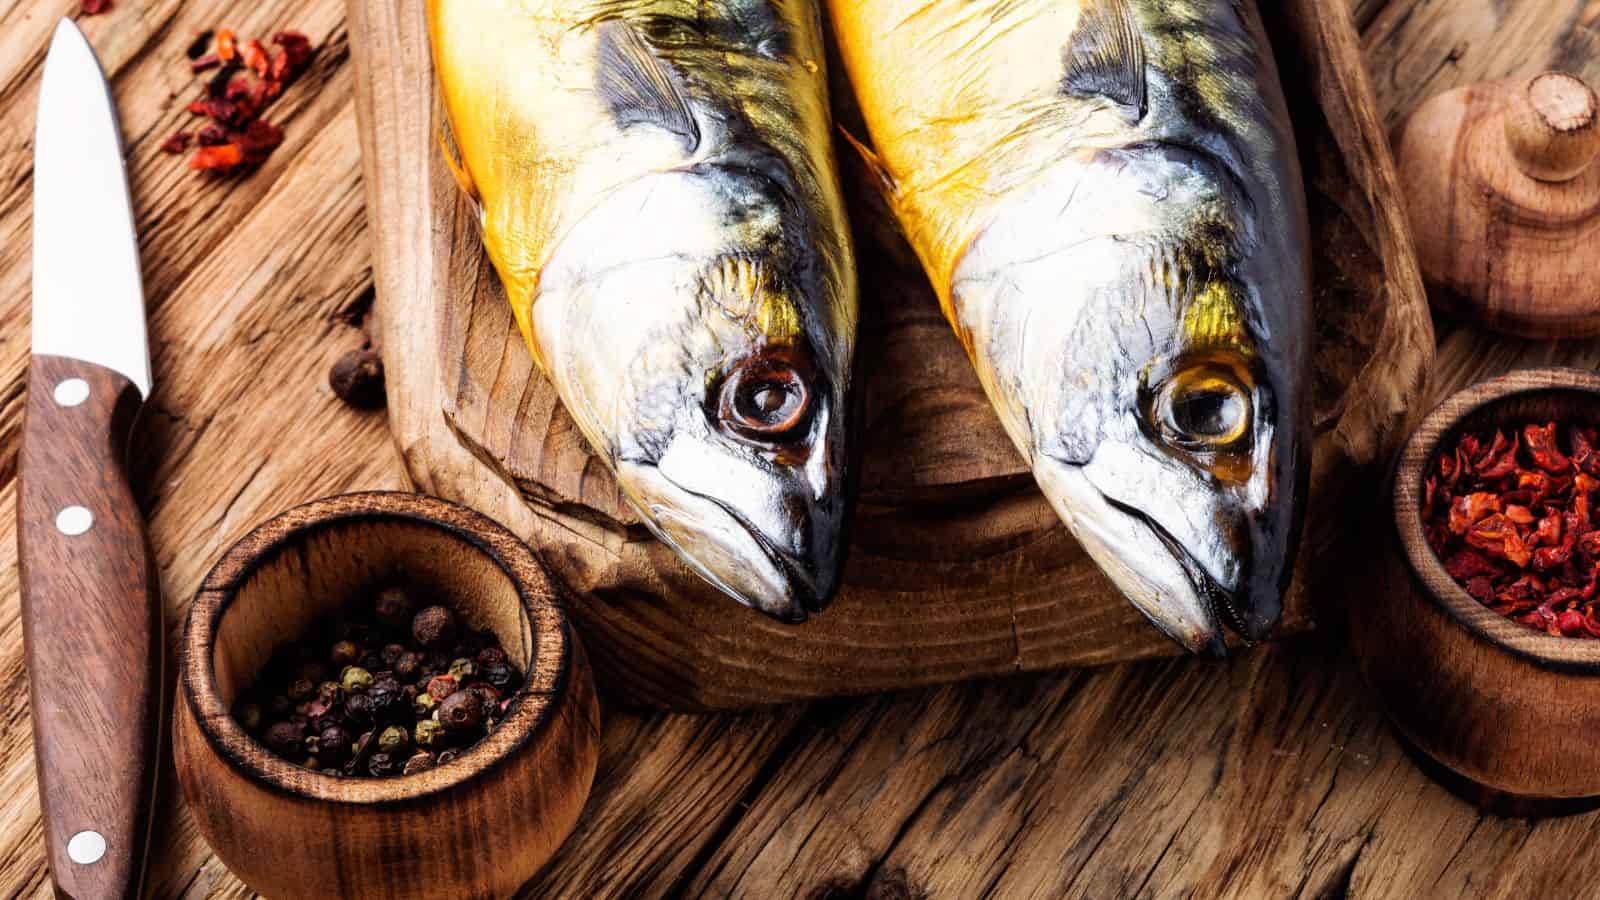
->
[596, 19, 701, 151]
[839, 127, 898, 200]
[1063, 0, 1147, 121]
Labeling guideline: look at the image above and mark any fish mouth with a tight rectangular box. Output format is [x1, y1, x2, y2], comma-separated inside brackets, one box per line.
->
[615, 459, 842, 623]
[1033, 455, 1260, 656]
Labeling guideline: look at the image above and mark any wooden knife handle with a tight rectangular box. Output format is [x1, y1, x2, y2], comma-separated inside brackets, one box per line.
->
[17, 354, 162, 900]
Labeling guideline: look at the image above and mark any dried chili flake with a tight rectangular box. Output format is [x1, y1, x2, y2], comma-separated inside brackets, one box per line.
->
[189, 143, 243, 171]
[216, 29, 237, 62]
[190, 54, 221, 74]
[270, 32, 314, 82]
[159, 131, 192, 154]
[242, 39, 270, 77]
[1427, 421, 1600, 637]
[81, 0, 111, 14]
[196, 124, 228, 146]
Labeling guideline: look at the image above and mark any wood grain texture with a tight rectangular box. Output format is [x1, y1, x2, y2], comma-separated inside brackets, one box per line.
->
[17, 355, 161, 899]
[359, 0, 1434, 709]
[7, 1, 1600, 898]
[1398, 72, 1600, 337]
[173, 492, 599, 900]
[1359, 368, 1600, 810]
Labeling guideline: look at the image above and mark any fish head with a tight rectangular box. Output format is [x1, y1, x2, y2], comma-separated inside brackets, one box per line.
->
[531, 166, 855, 622]
[954, 141, 1309, 653]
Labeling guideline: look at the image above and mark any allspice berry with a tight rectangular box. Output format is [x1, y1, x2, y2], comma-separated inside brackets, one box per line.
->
[329, 348, 385, 410]
[412, 605, 457, 649]
[438, 690, 484, 733]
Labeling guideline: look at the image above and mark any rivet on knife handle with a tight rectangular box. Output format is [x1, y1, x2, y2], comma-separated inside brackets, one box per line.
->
[18, 355, 163, 900]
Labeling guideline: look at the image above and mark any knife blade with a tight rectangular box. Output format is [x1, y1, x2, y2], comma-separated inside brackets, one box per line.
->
[18, 18, 162, 900]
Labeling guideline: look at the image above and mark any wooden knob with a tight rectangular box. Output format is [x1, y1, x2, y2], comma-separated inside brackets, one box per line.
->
[1503, 72, 1600, 182]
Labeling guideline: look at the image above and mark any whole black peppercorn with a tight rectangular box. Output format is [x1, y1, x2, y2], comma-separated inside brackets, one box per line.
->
[375, 585, 417, 630]
[367, 752, 401, 777]
[412, 605, 457, 649]
[263, 721, 305, 756]
[286, 677, 316, 702]
[344, 692, 375, 725]
[329, 640, 360, 666]
[476, 647, 508, 668]
[438, 690, 484, 733]
[358, 652, 385, 673]
[329, 348, 386, 410]
[482, 662, 517, 691]
[466, 682, 501, 708]
[368, 674, 404, 721]
[381, 642, 407, 667]
[319, 724, 352, 761]
[234, 702, 263, 733]
[393, 651, 422, 680]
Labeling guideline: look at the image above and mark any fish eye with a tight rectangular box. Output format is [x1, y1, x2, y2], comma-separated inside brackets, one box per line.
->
[1154, 367, 1251, 451]
[717, 353, 814, 442]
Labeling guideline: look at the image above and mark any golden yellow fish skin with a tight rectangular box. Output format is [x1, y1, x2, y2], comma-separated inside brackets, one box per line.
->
[428, 0, 850, 364]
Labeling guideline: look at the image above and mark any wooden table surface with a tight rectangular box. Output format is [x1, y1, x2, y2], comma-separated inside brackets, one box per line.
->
[3, 0, 1600, 897]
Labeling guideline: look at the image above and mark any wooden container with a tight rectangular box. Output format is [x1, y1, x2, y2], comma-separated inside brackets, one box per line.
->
[1397, 71, 1600, 336]
[349, 0, 1433, 708]
[1360, 369, 1600, 815]
[173, 492, 600, 899]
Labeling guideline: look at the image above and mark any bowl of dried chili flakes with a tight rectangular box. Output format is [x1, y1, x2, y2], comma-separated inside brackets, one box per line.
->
[1357, 367, 1600, 815]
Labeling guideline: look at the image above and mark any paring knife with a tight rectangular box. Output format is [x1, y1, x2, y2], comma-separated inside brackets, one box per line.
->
[18, 19, 162, 900]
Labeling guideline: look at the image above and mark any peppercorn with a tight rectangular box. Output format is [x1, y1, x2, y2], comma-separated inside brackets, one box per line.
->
[319, 724, 351, 761]
[466, 682, 501, 708]
[344, 692, 375, 725]
[367, 752, 400, 777]
[286, 677, 316, 702]
[375, 585, 417, 628]
[234, 702, 263, 732]
[402, 752, 436, 775]
[329, 348, 386, 410]
[482, 662, 517, 691]
[377, 724, 411, 755]
[427, 649, 452, 671]
[476, 647, 508, 668]
[368, 674, 405, 721]
[438, 690, 484, 733]
[381, 642, 407, 667]
[448, 658, 476, 681]
[358, 652, 385, 673]
[340, 666, 374, 694]
[412, 605, 457, 649]
[298, 661, 328, 684]
[426, 674, 459, 701]
[414, 719, 446, 748]
[414, 693, 439, 716]
[263, 721, 304, 756]
[393, 651, 422, 680]
[329, 639, 360, 666]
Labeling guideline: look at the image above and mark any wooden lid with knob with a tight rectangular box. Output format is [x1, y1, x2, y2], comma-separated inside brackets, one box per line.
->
[1397, 71, 1600, 337]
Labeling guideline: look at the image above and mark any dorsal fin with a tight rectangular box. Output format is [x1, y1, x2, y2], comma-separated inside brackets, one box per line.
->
[1062, 0, 1147, 120]
[596, 19, 701, 151]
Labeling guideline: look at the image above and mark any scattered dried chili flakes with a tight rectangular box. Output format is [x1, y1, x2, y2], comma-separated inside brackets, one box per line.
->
[161, 28, 314, 175]
[80, 0, 111, 15]
[1424, 422, 1600, 637]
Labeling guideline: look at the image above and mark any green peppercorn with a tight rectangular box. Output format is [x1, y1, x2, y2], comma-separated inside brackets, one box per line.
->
[264, 721, 304, 756]
[234, 702, 263, 733]
[375, 585, 418, 629]
[414, 692, 439, 716]
[448, 658, 476, 680]
[402, 752, 436, 775]
[340, 666, 374, 694]
[329, 640, 360, 666]
[412, 605, 457, 649]
[414, 719, 446, 748]
[439, 690, 484, 733]
[377, 724, 411, 755]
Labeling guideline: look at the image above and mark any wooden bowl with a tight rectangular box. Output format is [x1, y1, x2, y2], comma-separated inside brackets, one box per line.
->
[1359, 368, 1600, 814]
[173, 492, 599, 899]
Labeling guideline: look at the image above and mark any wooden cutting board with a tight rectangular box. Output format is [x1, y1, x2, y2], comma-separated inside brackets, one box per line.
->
[349, 0, 1434, 709]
